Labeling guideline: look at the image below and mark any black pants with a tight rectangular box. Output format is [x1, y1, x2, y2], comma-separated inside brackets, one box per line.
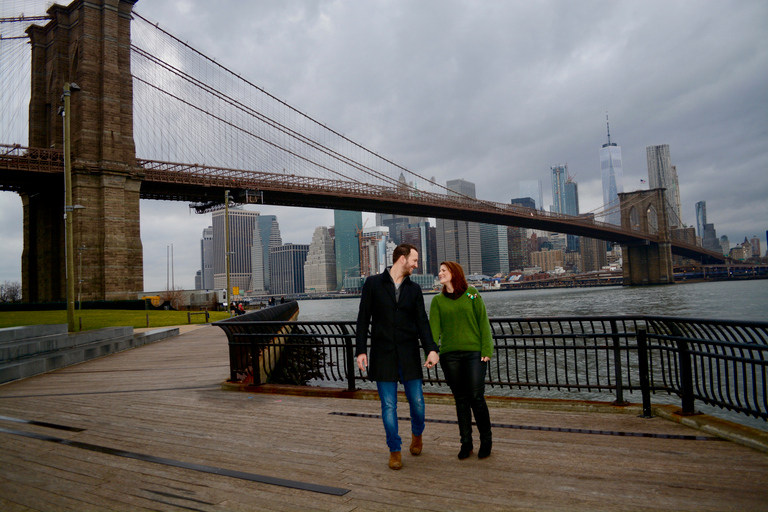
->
[440, 350, 492, 444]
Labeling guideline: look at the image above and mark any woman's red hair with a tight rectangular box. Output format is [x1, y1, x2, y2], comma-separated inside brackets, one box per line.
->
[440, 261, 468, 295]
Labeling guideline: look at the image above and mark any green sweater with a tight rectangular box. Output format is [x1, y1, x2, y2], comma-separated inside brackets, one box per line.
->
[429, 286, 493, 358]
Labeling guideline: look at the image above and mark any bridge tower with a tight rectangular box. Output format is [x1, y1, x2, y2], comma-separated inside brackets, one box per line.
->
[618, 188, 674, 285]
[23, 0, 143, 302]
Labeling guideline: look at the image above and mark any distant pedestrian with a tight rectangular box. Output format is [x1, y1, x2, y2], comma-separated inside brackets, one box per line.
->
[430, 261, 493, 460]
[238, 303, 245, 315]
[280, 296, 285, 304]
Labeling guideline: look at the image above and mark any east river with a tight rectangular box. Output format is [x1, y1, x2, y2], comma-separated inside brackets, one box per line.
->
[295, 279, 767, 430]
[296, 279, 768, 322]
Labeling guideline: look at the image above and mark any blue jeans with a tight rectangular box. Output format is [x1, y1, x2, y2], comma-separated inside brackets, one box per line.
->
[376, 378, 426, 452]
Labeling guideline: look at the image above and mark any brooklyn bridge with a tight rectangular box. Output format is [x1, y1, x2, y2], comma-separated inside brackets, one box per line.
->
[0, 0, 724, 304]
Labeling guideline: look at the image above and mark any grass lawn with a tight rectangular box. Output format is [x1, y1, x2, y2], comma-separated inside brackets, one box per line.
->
[0, 309, 232, 330]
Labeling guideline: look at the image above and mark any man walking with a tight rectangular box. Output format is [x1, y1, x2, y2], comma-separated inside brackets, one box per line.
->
[356, 243, 439, 470]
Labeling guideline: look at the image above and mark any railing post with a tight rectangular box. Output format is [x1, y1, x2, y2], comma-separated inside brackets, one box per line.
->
[636, 329, 653, 418]
[340, 324, 355, 392]
[675, 337, 696, 415]
[610, 320, 628, 405]
[665, 322, 697, 416]
[251, 337, 261, 386]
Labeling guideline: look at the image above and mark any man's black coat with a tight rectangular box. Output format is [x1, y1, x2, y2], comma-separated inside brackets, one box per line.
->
[355, 269, 438, 382]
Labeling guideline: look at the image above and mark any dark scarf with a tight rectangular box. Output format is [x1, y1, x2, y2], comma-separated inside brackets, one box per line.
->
[442, 285, 467, 300]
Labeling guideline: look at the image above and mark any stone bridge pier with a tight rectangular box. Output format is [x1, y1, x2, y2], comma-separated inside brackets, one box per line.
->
[618, 188, 674, 286]
[23, 0, 143, 302]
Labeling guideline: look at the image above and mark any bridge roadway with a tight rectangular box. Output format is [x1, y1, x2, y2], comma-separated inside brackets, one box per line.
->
[0, 325, 766, 511]
[1, 144, 724, 262]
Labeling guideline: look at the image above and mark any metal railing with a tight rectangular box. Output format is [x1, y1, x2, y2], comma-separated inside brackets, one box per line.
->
[215, 314, 768, 421]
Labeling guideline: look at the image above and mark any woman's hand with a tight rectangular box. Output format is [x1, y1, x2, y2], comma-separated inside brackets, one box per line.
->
[424, 351, 439, 369]
[481, 356, 490, 362]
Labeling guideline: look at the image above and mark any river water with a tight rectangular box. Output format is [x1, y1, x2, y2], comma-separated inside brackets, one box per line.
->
[295, 279, 768, 430]
[296, 279, 768, 322]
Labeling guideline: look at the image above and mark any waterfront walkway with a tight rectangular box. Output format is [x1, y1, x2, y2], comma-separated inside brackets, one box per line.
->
[0, 325, 766, 512]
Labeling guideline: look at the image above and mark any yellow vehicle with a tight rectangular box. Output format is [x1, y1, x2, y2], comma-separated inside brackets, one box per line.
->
[142, 295, 161, 307]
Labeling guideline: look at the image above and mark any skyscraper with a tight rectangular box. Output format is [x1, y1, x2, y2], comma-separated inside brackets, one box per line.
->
[646, 144, 683, 228]
[695, 201, 707, 238]
[579, 213, 607, 272]
[550, 166, 579, 251]
[252, 215, 281, 293]
[269, 243, 309, 295]
[563, 179, 580, 251]
[550, 165, 568, 214]
[436, 179, 482, 275]
[334, 210, 362, 290]
[200, 226, 213, 290]
[599, 115, 624, 225]
[480, 224, 509, 276]
[303, 226, 336, 293]
[580, 236, 608, 272]
[381, 216, 411, 246]
[360, 226, 390, 277]
[720, 235, 730, 256]
[519, 180, 543, 211]
[703, 224, 720, 252]
[399, 221, 435, 275]
[508, 197, 535, 270]
[212, 209, 259, 292]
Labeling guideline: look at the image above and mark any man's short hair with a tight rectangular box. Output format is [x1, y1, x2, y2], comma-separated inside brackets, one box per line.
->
[393, 243, 418, 264]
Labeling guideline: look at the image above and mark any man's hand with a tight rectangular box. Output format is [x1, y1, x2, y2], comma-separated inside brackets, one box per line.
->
[424, 351, 439, 369]
[357, 353, 368, 372]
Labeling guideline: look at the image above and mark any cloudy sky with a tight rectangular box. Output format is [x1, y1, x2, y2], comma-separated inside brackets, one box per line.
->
[1, 0, 766, 290]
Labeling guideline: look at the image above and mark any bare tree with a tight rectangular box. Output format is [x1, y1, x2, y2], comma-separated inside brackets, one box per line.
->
[0, 281, 22, 302]
[159, 287, 185, 310]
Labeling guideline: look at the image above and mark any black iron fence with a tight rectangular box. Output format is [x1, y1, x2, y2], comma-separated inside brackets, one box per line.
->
[214, 314, 768, 421]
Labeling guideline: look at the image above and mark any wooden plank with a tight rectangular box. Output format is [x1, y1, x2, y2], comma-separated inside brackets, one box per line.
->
[0, 325, 766, 512]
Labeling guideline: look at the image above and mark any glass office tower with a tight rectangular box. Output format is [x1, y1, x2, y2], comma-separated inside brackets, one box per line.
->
[550, 164, 568, 214]
[600, 116, 624, 226]
[519, 180, 543, 211]
[334, 210, 362, 290]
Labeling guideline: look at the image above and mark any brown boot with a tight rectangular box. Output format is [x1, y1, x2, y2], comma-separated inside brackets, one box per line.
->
[388, 451, 402, 470]
[409, 435, 423, 455]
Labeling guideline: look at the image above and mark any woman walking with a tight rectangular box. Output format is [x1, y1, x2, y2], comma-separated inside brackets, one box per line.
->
[429, 261, 493, 459]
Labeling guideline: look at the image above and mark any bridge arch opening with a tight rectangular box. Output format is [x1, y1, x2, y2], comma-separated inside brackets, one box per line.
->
[647, 205, 658, 235]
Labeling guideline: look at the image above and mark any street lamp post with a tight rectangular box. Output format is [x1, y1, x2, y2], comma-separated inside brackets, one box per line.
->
[78, 245, 86, 310]
[225, 190, 232, 312]
[62, 82, 80, 332]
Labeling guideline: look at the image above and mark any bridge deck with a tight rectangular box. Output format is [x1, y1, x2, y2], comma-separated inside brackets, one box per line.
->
[0, 326, 765, 512]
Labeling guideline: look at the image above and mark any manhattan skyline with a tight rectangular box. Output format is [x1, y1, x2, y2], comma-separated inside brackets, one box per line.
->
[0, 0, 765, 290]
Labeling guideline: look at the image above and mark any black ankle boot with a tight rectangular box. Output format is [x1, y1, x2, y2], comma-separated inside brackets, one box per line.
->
[458, 442, 473, 460]
[478, 440, 492, 459]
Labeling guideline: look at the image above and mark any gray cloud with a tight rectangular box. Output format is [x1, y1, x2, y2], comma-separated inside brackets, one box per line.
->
[1, 0, 766, 289]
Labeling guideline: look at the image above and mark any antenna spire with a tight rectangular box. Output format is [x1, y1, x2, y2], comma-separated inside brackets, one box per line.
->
[606, 111, 611, 145]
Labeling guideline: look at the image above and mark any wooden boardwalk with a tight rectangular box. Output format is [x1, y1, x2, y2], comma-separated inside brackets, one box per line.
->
[0, 325, 766, 512]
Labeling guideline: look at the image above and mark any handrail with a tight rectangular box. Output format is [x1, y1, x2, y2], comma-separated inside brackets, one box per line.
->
[216, 314, 768, 422]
